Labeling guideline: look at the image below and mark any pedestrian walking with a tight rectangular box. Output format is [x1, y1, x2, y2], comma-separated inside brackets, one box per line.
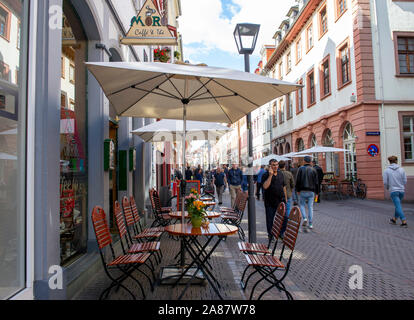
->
[241, 167, 248, 193]
[228, 163, 243, 207]
[262, 159, 287, 243]
[383, 156, 408, 227]
[312, 160, 324, 203]
[185, 165, 193, 180]
[213, 166, 227, 205]
[290, 162, 299, 205]
[279, 161, 295, 216]
[295, 156, 318, 230]
[255, 165, 266, 200]
[194, 167, 203, 185]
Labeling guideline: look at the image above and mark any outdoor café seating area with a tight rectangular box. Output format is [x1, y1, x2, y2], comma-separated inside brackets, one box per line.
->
[89, 183, 302, 301]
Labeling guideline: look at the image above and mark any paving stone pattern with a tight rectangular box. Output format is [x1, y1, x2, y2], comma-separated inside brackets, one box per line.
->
[73, 190, 414, 300]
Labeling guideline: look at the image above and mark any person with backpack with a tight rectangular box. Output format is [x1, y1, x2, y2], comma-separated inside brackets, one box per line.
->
[295, 156, 318, 230]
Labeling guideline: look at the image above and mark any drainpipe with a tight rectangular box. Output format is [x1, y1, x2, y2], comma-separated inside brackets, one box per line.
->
[371, 0, 387, 167]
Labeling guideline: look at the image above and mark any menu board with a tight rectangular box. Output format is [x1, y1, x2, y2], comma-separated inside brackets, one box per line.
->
[177, 180, 200, 211]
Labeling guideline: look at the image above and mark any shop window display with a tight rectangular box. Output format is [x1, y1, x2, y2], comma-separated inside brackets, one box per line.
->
[59, 5, 88, 266]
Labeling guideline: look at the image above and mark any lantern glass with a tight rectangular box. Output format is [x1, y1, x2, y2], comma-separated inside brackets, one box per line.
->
[233, 23, 260, 54]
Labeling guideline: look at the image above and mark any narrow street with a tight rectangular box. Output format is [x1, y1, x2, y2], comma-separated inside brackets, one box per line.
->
[73, 190, 414, 300]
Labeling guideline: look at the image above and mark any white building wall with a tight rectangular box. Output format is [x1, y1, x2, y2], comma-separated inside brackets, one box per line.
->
[371, 0, 414, 176]
[269, 0, 357, 142]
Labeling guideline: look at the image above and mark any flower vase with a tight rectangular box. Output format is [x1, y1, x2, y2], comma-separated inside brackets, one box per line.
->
[190, 215, 203, 228]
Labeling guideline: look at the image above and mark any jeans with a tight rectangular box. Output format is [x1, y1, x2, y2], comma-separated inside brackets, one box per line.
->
[265, 206, 277, 238]
[299, 191, 315, 225]
[286, 197, 293, 217]
[390, 192, 406, 221]
[292, 188, 298, 203]
[256, 182, 263, 199]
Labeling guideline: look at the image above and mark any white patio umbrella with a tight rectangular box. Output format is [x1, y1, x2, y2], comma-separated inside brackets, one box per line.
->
[282, 152, 314, 158]
[295, 146, 350, 155]
[86, 61, 301, 226]
[131, 119, 231, 143]
[253, 154, 291, 166]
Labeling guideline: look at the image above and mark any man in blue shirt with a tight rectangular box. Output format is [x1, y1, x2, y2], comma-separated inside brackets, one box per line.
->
[255, 165, 266, 201]
[213, 166, 227, 205]
[228, 163, 243, 207]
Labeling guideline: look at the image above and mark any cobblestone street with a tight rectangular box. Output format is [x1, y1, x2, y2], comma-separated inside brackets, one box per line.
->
[73, 190, 414, 300]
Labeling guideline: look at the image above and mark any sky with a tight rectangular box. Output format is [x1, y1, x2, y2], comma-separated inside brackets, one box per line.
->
[178, 0, 296, 72]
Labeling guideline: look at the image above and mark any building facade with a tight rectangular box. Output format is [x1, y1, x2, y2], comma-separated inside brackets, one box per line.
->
[261, 0, 414, 200]
[0, 0, 182, 300]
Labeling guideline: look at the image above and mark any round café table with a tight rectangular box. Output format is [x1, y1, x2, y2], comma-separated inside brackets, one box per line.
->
[164, 223, 238, 300]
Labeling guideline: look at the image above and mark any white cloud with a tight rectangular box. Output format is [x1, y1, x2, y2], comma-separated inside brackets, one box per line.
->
[179, 0, 296, 62]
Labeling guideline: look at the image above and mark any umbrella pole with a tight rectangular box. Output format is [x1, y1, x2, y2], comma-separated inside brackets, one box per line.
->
[180, 79, 189, 269]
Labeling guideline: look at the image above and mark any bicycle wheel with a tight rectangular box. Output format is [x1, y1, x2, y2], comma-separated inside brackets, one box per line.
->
[357, 184, 367, 199]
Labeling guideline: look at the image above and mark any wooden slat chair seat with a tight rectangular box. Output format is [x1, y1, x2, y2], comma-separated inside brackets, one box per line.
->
[219, 190, 243, 213]
[122, 196, 162, 243]
[242, 206, 302, 300]
[239, 202, 286, 285]
[91, 206, 153, 300]
[114, 200, 162, 268]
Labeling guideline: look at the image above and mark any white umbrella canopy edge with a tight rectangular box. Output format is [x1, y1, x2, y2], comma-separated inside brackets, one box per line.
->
[253, 154, 291, 166]
[295, 146, 350, 155]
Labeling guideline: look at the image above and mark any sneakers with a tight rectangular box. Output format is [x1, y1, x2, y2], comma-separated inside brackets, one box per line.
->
[308, 224, 313, 229]
[389, 218, 397, 225]
[401, 221, 408, 228]
[302, 219, 308, 227]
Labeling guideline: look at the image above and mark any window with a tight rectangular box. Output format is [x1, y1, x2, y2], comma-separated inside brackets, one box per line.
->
[0, 4, 10, 40]
[395, 35, 414, 75]
[0, 0, 28, 299]
[0, 60, 10, 82]
[306, 24, 313, 52]
[323, 129, 336, 172]
[319, 4, 328, 38]
[61, 92, 67, 109]
[340, 47, 350, 84]
[402, 115, 414, 162]
[307, 69, 316, 107]
[296, 38, 302, 64]
[297, 138, 305, 152]
[69, 63, 75, 84]
[286, 51, 292, 73]
[61, 57, 65, 79]
[343, 122, 357, 179]
[296, 79, 303, 114]
[335, 0, 347, 20]
[337, 39, 351, 89]
[272, 102, 277, 127]
[17, 21, 21, 50]
[320, 55, 331, 98]
[279, 98, 285, 124]
[278, 61, 283, 79]
[287, 93, 293, 119]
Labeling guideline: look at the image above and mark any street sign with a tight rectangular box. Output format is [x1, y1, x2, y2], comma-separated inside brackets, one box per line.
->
[366, 131, 380, 136]
[367, 144, 379, 157]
